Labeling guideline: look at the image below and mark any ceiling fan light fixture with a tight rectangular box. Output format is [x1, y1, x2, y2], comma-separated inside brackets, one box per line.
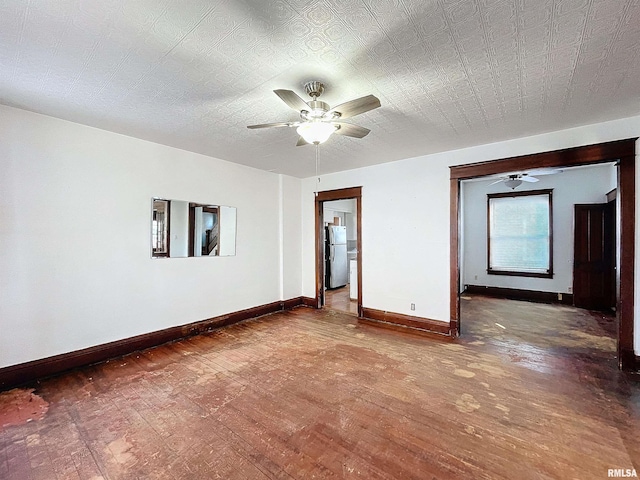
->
[297, 122, 336, 144]
[504, 178, 523, 189]
[248, 82, 381, 147]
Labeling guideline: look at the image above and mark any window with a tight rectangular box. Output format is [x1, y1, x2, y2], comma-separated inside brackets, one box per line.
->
[487, 189, 553, 278]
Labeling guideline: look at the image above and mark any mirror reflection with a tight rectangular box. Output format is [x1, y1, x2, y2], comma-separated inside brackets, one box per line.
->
[152, 199, 237, 258]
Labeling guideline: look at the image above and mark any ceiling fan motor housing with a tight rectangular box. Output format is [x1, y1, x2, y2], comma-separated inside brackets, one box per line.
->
[301, 100, 330, 120]
[304, 81, 324, 98]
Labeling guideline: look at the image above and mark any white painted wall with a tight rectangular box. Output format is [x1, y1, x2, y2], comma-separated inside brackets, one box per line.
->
[168, 200, 189, 257]
[218, 206, 237, 256]
[324, 199, 357, 241]
[458, 183, 466, 294]
[346, 212, 357, 242]
[281, 174, 302, 301]
[301, 115, 640, 353]
[302, 158, 453, 323]
[0, 105, 302, 369]
[324, 209, 345, 225]
[193, 206, 204, 256]
[325, 199, 355, 213]
[461, 164, 616, 293]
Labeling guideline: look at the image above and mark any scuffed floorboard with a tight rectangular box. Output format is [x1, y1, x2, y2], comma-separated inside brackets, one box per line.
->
[0, 296, 638, 479]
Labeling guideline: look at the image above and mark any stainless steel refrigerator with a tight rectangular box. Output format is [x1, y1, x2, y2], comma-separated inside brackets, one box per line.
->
[325, 225, 348, 288]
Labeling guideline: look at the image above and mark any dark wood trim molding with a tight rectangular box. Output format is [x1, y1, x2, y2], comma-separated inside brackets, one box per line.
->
[356, 194, 363, 317]
[314, 198, 323, 309]
[358, 318, 455, 342]
[361, 307, 452, 336]
[450, 178, 461, 336]
[301, 296, 317, 307]
[0, 297, 308, 391]
[315, 187, 363, 316]
[487, 270, 553, 279]
[486, 188, 553, 199]
[282, 297, 304, 310]
[188, 202, 196, 257]
[316, 187, 363, 202]
[450, 139, 636, 180]
[618, 155, 635, 370]
[450, 138, 638, 370]
[464, 285, 574, 306]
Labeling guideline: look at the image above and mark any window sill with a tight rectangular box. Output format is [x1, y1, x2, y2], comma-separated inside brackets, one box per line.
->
[487, 269, 553, 279]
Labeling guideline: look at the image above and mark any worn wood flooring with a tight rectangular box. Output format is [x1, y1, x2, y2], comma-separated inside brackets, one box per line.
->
[1, 295, 638, 479]
[325, 286, 358, 315]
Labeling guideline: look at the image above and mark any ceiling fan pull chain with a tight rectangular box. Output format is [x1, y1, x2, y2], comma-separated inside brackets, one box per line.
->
[315, 144, 320, 197]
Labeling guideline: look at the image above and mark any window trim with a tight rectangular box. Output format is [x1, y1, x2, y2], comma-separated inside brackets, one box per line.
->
[486, 189, 553, 279]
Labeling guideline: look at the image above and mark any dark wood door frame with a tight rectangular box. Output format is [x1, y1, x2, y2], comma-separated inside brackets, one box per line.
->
[450, 138, 637, 370]
[315, 187, 363, 317]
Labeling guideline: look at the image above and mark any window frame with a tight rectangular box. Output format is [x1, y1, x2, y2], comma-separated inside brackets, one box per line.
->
[487, 189, 553, 279]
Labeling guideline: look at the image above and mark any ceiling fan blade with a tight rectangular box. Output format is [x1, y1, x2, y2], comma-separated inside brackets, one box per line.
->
[329, 95, 381, 119]
[247, 122, 296, 129]
[521, 176, 539, 182]
[296, 136, 309, 147]
[274, 89, 309, 112]
[489, 179, 505, 185]
[334, 122, 370, 138]
[526, 168, 563, 176]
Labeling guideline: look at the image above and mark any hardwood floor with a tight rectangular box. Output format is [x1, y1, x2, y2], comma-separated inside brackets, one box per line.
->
[324, 286, 358, 315]
[1, 296, 639, 479]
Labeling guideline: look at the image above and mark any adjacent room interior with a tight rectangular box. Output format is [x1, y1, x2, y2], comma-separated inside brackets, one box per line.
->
[459, 163, 619, 365]
[321, 198, 359, 315]
[1, 1, 640, 478]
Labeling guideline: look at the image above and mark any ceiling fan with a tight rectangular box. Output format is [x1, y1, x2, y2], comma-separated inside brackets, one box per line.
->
[247, 81, 381, 146]
[490, 169, 563, 189]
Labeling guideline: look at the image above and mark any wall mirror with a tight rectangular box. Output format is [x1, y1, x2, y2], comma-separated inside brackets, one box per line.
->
[152, 198, 237, 258]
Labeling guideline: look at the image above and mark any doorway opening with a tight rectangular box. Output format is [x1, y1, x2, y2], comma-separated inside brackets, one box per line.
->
[315, 187, 363, 316]
[450, 139, 636, 370]
[459, 163, 619, 367]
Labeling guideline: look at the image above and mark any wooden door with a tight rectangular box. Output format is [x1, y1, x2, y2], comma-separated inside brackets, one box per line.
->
[573, 203, 615, 310]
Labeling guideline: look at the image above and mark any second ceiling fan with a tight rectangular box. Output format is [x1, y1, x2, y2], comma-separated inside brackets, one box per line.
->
[247, 81, 381, 145]
[490, 169, 563, 189]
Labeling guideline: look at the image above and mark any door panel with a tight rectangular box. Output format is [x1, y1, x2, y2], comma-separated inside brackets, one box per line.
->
[573, 204, 615, 310]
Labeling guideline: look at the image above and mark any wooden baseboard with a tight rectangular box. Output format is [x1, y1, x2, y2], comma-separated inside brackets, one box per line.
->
[0, 297, 306, 391]
[619, 348, 639, 372]
[361, 307, 452, 336]
[464, 285, 574, 305]
[301, 296, 318, 307]
[282, 297, 304, 310]
[358, 318, 455, 342]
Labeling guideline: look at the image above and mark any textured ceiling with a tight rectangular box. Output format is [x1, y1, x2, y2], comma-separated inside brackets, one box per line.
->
[1, 0, 639, 177]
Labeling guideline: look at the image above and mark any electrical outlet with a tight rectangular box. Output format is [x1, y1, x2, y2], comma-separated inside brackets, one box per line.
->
[567, 286, 572, 293]
[558, 293, 563, 301]
[474, 275, 478, 280]
[410, 303, 415, 311]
